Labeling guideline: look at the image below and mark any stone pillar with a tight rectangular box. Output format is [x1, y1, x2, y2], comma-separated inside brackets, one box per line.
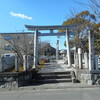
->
[27, 55, 32, 69]
[74, 53, 79, 68]
[88, 30, 94, 70]
[78, 48, 82, 69]
[66, 29, 71, 67]
[1, 55, 4, 72]
[15, 54, 19, 72]
[56, 40, 59, 60]
[23, 55, 27, 71]
[34, 30, 38, 68]
[84, 52, 89, 69]
[50, 29, 53, 33]
[95, 56, 98, 70]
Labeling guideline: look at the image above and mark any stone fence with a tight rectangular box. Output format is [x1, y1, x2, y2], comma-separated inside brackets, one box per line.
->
[0, 69, 37, 88]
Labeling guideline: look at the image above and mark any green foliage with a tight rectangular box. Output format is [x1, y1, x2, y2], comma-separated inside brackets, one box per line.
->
[59, 11, 96, 33]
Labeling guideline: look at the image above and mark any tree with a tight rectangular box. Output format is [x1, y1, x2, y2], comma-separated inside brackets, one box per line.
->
[76, 0, 100, 21]
[1, 33, 56, 65]
[1, 34, 34, 65]
[93, 23, 100, 55]
[60, 10, 96, 52]
[38, 42, 56, 56]
[88, 0, 100, 17]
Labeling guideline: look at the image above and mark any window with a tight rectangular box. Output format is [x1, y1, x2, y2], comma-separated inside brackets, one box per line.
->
[4, 36, 12, 40]
[4, 44, 12, 50]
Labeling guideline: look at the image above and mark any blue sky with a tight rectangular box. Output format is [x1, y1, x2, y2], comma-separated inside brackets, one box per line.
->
[0, 0, 90, 50]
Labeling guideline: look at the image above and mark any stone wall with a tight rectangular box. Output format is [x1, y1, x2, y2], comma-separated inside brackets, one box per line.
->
[0, 69, 37, 88]
[74, 69, 100, 85]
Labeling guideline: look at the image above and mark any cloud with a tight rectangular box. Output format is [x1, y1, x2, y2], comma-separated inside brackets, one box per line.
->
[9, 11, 32, 20]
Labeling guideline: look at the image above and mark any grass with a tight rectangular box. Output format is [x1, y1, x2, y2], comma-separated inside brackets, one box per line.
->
[38, 60, 45, 68]
[10, 65, 24, 72]
[34, 59, 45, 71]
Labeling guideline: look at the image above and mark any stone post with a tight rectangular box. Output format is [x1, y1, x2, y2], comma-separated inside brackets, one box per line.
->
[27, 55, 32, 69]
[95, 56, 98, 70]
[84, 52, 89, 69]
[74, 53, 79, 68]
[66, 29, 71, 67]
[88, 30, 94, 70]
[15, 54, 19, 72]
[78, 48, 82, 69]
[50, 29, 53, 33]
[1, 55, 4, 72]
[34, 30, 38, 68]
[23, 55, 27, 71]
[56, 40, 59, 60]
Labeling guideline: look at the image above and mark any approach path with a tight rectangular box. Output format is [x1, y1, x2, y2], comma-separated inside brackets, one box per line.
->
[38, 59, 73, 73]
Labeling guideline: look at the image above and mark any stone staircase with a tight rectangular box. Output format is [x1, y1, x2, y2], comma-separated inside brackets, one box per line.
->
[34, 71, 76, 84]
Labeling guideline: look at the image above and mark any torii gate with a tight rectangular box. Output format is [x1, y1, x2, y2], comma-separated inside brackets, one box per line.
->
[25, 25, 95, 71]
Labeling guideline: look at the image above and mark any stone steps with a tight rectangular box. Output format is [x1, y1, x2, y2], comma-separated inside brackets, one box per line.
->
[34, 79, 72, 84]
[37, 74, 71, 79]
[37, 71, 71, 75]
[34, 71, 75, 84]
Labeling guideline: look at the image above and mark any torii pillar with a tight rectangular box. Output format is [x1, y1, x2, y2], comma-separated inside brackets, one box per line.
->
[66, 29, 71, 67]
[34, 30, 38, 68]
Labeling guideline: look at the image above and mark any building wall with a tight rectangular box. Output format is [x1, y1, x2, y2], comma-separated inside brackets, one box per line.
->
[0, 34, 34, 55]
[0, 35, 12, 55]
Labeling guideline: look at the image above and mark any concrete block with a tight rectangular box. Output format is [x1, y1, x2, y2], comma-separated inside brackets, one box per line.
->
[84, 52, 89, 69]
[23, 55, 27, 71]
[87, 80, 93, 85]
[15, 54, 19, 72]
[95, 56, 98, 70]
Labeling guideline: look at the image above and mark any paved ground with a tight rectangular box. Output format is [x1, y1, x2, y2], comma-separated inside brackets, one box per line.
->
[38, 59, 73, 73]
[0, 87, 100, 100]
[23, 83, 100, 90]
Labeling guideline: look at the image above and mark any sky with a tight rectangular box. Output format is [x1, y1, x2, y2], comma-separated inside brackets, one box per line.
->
[0, 0, 90, 50]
